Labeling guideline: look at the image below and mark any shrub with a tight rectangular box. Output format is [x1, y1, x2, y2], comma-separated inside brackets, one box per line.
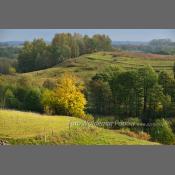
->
[150, 119, 175, 144]
[0, 59, 17, 75]
[82, 114, 94, 122]
[169, 119, 175, 133]
[137, 131, 151, 141]
[126, 118, 143, 132]
[116, 117, 144, 132]
[4, 88, 20, 109]
[17, 76, 33, 88]
[43, 79, 56, 90]
[95, 116, 115, 122]
[25, 88, 43, 112]
[119, 128, 151, 141]
[9, 67, 16, 74]
[41, 89, 56, 115]
[95, 116, 115, 129]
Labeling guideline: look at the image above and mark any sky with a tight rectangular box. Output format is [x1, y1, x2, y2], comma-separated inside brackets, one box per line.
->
[0, 29, 175, 42]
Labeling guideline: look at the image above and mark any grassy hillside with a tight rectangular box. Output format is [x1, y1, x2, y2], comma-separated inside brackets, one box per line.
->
[25, 51, 175, 81]
[2, 51, 175, 86]
[0, 109, 159, 145]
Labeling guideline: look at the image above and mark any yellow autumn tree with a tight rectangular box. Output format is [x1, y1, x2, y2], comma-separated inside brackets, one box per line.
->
[42, 73, 87, 118]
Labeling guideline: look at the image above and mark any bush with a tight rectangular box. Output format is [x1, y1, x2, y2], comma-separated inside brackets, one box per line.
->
[4, 88, 20, 109]
[82, 114, 94, 122]
[119, 128, 151, 141]
[43, 79, 56, 90]
[150, 119, 175, 144]
[169, 119, 175, 133]
[9, 67, 16, 74]
[116, 117, 144, 132]
[0, 59, 17, 75]
[95, 116, 115, 129]
[25, 88, 43, 112]
[95, 116, 115, 122]
[126, 118, 143, 132]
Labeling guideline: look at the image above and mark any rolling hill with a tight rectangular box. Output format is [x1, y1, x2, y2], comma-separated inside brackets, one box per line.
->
[0, 109, 159, 145]
[2, 51, 175, 86]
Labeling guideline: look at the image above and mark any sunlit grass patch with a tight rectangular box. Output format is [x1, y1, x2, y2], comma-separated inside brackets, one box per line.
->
[0, 109, 159, 145]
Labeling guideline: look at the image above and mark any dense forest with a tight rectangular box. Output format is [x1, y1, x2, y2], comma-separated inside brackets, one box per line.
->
[1, 33, 175, 144]
[89, 66, 175, 120]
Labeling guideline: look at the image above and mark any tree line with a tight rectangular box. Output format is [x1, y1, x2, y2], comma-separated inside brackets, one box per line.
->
[1, 65, 175, 122]
[89, 65, 175, 122]
[88, 65, 175, 144]
[17, 33, 112, 72]
[0, 73, 93, 121]
[0, 47, 19, 74]
[0, 47, 20, 58]
[114, 39, 175, 55]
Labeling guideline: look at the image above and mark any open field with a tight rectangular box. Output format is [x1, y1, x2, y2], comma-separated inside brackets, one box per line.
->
[0, 109, 159, 145]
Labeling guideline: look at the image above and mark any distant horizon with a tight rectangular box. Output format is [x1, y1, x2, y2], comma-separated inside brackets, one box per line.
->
[0, 39, 173, 44]
[0, 40, 151, 43]
[0, 29, 175, 42]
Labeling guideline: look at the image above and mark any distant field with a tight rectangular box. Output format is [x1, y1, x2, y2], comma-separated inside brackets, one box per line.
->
[0, 109, 159, 145]
[2, 51, 175, 85]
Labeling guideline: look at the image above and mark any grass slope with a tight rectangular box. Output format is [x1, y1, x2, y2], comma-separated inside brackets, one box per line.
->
[2, 51, 175, 86]
[0, 109, 159, 145]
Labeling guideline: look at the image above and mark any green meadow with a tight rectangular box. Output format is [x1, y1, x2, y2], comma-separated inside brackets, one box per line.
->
[0, 109, 159, 145]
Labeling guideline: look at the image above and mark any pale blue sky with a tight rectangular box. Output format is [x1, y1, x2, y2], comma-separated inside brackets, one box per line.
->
[0, 29, 175, 42]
